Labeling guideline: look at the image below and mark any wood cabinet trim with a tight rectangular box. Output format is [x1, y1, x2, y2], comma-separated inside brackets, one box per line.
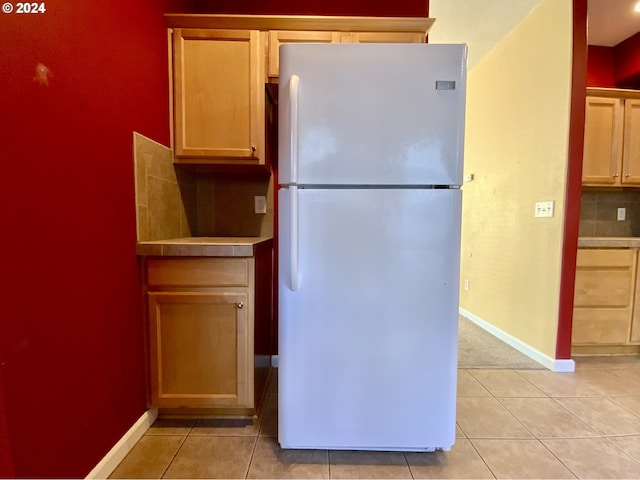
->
[622, 99, 640, 185]
[148, 291, 253, 408]
[172, 28, 264, 162]
[573, 248, 640, 347]
[582, 96, 623, 186]
[587, 87, 640, 100]
[165, 14, 434, 34]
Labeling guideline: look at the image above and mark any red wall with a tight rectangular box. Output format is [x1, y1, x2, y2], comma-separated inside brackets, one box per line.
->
[556, 0, 587, 360]
[587, 32, 640, 88]
[0, 0, 182, 476]
[190, 0, 428, 16]
[0, 0, 428, 477]
[587, 45, 616, 87]
[615, 32, 640, 88]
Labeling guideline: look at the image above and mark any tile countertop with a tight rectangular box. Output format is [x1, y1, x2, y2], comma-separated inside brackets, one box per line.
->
[578, 237, 640, 248]
[136, 236, 273, 257]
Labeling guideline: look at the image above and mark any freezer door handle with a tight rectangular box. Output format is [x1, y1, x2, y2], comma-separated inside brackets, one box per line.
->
[290, 186, 299, 291]
[289, 75, 299, 184]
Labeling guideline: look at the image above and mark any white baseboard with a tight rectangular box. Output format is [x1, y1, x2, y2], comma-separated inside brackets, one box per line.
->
[85, 408, 158, 479]
[459, 308, 575, 373]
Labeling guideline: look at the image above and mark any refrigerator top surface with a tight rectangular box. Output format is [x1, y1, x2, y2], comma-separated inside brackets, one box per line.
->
[278, 43, 467, 187]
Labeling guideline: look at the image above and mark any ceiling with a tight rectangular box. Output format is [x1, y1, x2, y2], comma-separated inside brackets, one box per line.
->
[588, 0, 640, 46]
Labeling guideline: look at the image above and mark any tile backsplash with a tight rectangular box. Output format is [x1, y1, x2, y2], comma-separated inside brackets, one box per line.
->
[580, 189, 640, 237]
[133, 132, 274, 241]
[133, 132, 195, 241]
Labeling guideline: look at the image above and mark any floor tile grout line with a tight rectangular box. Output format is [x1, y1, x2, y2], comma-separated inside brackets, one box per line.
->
[602, 435, 640, 466]
[556, 395, 640, 437]
[399, 450, 412, 480]
[536, 436, 580, 479]
[607, 396, 640, 418]
[466, 437, 498, 479]
[160, 433, 189, 479]
[243, 434, 260, 479]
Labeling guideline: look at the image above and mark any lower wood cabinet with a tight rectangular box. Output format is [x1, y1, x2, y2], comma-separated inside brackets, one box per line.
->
[142, 252, 272, 416]
[148, 291, 252, 409]
[573, 248, 640, 350]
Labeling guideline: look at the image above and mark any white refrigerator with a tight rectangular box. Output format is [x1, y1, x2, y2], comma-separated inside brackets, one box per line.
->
[278, 43, 467, 452]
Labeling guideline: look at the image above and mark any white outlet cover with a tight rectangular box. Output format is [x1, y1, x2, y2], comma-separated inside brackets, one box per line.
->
[254, 196, 267, 214]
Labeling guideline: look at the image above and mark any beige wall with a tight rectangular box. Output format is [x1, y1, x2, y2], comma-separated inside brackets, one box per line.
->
[433, 0, 573, 357]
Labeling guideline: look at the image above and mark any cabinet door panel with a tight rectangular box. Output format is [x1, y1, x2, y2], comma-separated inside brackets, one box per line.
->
[147, 258, 249, 288]
[622, 99, 640, 185]
[572, 248, 636, 346]
[148, 292, 252, 408]
[582, 97, 622, 185]
[572, 309, 631, 344]
[173, 29, 263, 162]
[342, 31, 424, 43]
[268, 30, 340, 78]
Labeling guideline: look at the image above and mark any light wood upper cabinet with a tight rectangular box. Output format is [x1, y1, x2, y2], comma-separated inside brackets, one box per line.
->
[172, 29, 265, 164]
[582, 97, 622, 185]
[582, 92, 640, 187]
[341, 31, 425, 44]
[623, 99, 640, 184]
[572, 248, 639, 346]
[166, 16, 433, 164]
[268, 30, 340, 78]
[267, 29, 425, 79]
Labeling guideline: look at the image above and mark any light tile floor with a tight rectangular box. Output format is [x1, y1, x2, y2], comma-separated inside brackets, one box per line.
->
[110, 356, 640, 479]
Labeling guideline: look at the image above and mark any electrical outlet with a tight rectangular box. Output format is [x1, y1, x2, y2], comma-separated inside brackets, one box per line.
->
[617, 207, 626, 221]
[254, 196, 267, 214]
[535, 201, 554, 218]
[463, 279, 470, 291]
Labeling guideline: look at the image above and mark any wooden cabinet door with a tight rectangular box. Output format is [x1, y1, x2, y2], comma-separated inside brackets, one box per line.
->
[173, 29, 264, 163]
[582, 97, 623, 185]
[572, 249, 636, 345]
[622, 99, 640, 185]
[341, 31, 425, 43]
[268, 30, 340, 78]
[148, 291, 253, 409]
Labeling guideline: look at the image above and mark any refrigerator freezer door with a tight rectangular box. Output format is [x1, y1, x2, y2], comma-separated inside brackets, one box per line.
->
[278, 44, 467, 187]
[278, 187, 461, 451]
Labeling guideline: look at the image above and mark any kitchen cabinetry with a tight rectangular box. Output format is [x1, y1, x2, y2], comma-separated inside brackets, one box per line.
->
[166, 16, 432, 164]
[171, 28, 265, 165]
[572, 248, 640, 349]
[582, 89, 640, 187]
[268, 31, 340, 78]
[140, 238, 273, 416]
[267, 30, 424, 78]
[341, 31, 425, 44]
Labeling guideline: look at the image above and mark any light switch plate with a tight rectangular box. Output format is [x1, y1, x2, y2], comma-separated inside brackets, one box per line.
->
[535, 201, 554, 218]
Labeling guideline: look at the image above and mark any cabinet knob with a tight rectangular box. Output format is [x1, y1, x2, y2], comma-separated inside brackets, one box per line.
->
[626, 174, 631, 178]
[251, 145, 256, 153]
[237, 302, 244, 309]
[614, 174, 620, 178]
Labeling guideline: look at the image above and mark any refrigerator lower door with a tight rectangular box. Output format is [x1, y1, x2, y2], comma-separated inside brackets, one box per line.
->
[278, 187, 461, 451]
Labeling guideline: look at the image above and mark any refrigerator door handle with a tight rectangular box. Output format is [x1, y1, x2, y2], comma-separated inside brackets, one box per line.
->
[290, 186, 299, 291]
[289, 75, 299, 184]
